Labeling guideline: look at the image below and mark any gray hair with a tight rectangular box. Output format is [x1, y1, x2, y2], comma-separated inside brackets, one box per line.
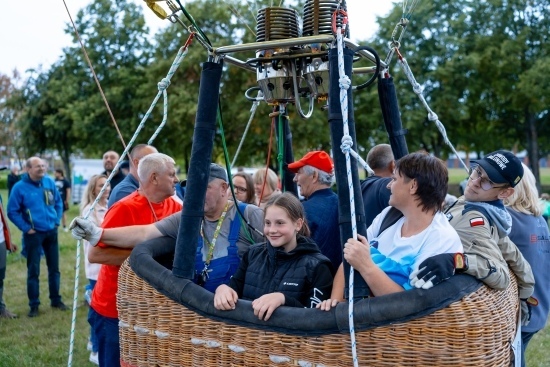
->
[137, 153, 175, 183]
[302, 165, 335, 186]
[367, 144, 394, 170]
[130, 144, 157, 161]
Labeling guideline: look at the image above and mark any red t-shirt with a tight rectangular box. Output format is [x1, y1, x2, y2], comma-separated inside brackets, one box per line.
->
[91, 191, 182, 318]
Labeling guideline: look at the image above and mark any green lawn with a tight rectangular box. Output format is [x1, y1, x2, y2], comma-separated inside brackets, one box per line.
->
[1, 189, 549, 366]
[0, 198, 90, 366]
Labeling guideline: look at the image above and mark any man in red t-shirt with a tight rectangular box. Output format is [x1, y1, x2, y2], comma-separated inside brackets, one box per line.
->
[88, 153, 181, 367]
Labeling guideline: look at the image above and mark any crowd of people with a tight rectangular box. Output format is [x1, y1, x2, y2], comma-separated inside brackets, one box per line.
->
[1, 146, 549, 367]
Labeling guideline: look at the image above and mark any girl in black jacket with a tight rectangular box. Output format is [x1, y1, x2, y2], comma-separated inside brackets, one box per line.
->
[214, 192, 334, 321]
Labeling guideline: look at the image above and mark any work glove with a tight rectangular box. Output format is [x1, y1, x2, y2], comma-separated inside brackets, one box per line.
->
[69, 217, 103, 247]
[410, 253, 456, 290]
[520, 297, 538, 326]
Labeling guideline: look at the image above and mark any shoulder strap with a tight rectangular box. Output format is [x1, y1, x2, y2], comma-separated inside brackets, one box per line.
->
[377, 207, 404, 237]
[228, 202, 248, 246]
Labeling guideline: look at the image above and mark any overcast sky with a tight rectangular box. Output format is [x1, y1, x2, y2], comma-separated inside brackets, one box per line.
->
[0, 1, 395, 76]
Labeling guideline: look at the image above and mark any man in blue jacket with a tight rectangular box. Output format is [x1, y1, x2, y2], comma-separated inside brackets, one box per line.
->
[7, 157, 67, 317]
[288, 151, 341, 270]
[360, 144, 395, 227]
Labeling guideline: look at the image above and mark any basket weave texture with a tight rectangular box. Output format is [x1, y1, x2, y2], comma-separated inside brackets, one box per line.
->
[118, 259, 518, 367]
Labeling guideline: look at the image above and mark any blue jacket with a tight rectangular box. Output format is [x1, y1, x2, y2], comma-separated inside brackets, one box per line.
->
[107, 173, 139, 207]
[360, 176, 391, 228]
[507, 209, 550, 332]
[7, 174, 63, 233]
[302, 188, 341, 270]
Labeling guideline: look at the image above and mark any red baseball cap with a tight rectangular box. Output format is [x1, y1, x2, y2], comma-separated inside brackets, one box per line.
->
[288, 151, 334, 174]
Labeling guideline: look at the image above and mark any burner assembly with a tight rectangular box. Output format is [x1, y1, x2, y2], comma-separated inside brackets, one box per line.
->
[250, 0, 352, 117]
[198, 0, 382, 117]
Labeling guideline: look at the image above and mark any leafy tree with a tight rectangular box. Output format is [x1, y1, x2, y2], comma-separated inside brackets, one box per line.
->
[355, 0, 549, 186]
[9, 0, 547, 188]
[144, 0, 331, 171]
[63, 0, 154, 157]
[13, 0, 153, 179]
[0, 71, 25, 164]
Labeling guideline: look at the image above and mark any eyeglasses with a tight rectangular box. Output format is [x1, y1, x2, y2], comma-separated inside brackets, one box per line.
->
[234, 186, 247, 193]
[468, 166, 507, 191]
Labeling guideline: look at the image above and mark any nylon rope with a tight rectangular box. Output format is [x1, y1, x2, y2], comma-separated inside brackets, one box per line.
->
[62, 0, 128, 154]
[148, 36, 194, 144]
[336, 22, 359, 367]
[218, 103, 261, 242]
[64, 33, 193, 366]
[174, 0, 212, 48]
[384, 0, 420, 66]
[230, 91, 263, 168]
[61, 1, 126, 364]
[353, 150, 375, 176]
[258, 110, 277, 205]
[395, 49, 468, 172]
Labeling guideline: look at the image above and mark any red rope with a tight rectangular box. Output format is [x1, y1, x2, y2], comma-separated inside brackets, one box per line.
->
[258, 107, 277, 204]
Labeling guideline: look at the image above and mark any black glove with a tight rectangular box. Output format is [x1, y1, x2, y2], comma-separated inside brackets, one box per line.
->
[410, 253, 455, 289]
[520, 299, 532, 326]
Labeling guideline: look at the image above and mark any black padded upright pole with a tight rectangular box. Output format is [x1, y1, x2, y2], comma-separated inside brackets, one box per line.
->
[378, 77, 409, 160]
[328, 48, 369, 299]
[281, 110, 298, 195]
[173, 61, 223, 278]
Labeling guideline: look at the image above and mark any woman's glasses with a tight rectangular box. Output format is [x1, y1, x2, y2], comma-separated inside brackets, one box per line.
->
[468, 166, 507, 191]
[233, 186, 247, 193]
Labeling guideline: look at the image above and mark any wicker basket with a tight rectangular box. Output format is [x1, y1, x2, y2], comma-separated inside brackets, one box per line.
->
[117, 258, 518, 367]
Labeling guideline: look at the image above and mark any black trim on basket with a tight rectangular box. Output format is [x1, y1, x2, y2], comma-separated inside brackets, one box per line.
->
[129, 236, 482, 337]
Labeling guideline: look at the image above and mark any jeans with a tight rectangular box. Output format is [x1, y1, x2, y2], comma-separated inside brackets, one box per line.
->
[91, 307, 120, 367]
[521, 331, 538, 367]
[87, 279, 98, 353]
[24, 229, 61, 307]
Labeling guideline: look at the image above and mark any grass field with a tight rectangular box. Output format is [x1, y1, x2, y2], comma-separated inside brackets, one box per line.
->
[1, 183, 550, 366]
[0, 198, 90, 366]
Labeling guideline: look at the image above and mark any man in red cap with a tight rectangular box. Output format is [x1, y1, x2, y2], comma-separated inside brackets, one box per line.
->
[288, 151, 341, 270]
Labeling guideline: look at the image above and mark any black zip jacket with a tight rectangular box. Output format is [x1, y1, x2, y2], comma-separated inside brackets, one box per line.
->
[228, 236, 334, 308]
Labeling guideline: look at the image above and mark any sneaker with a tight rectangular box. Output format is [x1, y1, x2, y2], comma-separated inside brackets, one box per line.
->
[51, 302, 69, 311]
[0, 308, 18, 319]
[87, 340, 93, 351]
[89, 352, 99, 365]
[28, 306, 39, 318]
[63, 227, 69, 233]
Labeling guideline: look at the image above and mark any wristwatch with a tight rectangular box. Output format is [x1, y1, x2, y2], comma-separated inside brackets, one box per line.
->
[454, 253, 469, 273]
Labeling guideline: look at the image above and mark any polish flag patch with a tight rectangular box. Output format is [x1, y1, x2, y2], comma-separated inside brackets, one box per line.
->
[470, 217, 485, 227]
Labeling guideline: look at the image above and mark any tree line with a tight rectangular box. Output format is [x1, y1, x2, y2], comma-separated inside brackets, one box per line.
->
[0, 0, 548, 185]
